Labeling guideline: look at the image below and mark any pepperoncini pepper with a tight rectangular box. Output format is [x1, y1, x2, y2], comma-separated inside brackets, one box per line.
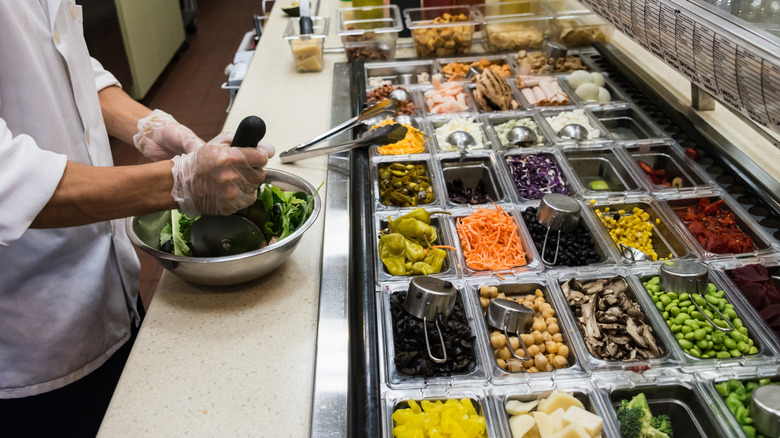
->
[379, 208, 451, 276]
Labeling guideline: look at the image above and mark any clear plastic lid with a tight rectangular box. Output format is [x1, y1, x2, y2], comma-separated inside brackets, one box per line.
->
[337, 4, 403, 36]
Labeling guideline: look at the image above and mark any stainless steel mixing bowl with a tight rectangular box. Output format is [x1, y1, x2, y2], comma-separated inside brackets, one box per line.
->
[126, 169, 322, 286]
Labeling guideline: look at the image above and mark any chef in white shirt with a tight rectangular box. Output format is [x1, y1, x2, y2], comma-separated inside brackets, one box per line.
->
[0, 1, 275, 436]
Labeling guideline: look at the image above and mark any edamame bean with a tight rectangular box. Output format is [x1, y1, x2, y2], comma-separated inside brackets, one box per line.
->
[716, 351, 731, 359]
[678, 339, 693, 350]
[694, 329, 706, 341]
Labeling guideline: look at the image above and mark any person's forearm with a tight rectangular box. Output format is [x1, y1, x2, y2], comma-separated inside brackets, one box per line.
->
[98, 85, 151, 145]
[31, 161, 178, 228]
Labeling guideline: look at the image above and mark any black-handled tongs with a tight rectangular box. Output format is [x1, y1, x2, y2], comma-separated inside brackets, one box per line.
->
[279, 98, 401, 163]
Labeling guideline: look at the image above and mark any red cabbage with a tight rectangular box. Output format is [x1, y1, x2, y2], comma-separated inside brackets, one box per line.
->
[506, 153, 570, 200]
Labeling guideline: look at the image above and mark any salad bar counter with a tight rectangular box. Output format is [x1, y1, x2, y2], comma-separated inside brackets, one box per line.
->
[317, 40, 780, 438]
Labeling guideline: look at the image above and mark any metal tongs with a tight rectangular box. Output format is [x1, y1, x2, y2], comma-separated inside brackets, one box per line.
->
[659, 260, 735, 332]
[279, 98, 401, 163]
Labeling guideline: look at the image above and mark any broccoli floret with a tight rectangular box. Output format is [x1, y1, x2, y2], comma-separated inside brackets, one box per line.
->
[616, 400, 644, 438]
[650, 414, 673, 437]
[616, 394, 673, 438]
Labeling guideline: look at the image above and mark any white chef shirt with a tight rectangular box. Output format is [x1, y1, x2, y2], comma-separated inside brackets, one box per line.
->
[0, 0, 141, 397]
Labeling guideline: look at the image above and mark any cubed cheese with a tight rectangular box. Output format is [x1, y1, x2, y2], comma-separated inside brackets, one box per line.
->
[533, 411, 558, 437]
[506, 399, 540, 416]
[562, 406, 604, 438]
[537, 392, 585, 415]
[549, 408, 566, 429]
[549, 423, 591, 438]
[509, 414, 536, 438]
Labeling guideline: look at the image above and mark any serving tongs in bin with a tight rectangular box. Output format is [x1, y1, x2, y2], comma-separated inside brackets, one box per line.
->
[659, 260, 735, 332]
[403, 277, 457, 364]
[279, 98, 402, 163]
[485, 298, 534, 362]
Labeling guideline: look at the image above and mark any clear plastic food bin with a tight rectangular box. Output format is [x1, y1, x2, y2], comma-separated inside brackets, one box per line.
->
[476, 0, 555, 52]
[283, 16, 329, 73]
[337, 5, 403, 61]
[403, 5, 484, 58]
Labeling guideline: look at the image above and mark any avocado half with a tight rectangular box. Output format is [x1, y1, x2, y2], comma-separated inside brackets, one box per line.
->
[281, 4, 300, 17]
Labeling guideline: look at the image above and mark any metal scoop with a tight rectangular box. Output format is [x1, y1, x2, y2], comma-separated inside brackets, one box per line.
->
[394, 114, 419, 129]
[537, 194, 581, 266]
[751, 385, 780, 437]
[485, 298, 534, 362]
[558, 123, 588, 140]
[283, 98, 400, 156]
[279, 123, 407, 163]
[466, 66, 483, 79]
[659, 261, 735, 332]
[403, 277, 457, 364]
[543, 40, 568, 63]
[446, 130, 475, 162]
[506, 126, 538, 147]
[190, 116, 268, 257]
[389, 88, 411, 102]
[619, 243, 652, 262]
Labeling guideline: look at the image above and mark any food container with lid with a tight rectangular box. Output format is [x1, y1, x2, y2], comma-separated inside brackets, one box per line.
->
[484, 111, 550, 149]
[403, 5, 484, 58]
[383, 387, 498, 438]
[282, 16, 329, 73]
[588, 197, 693, 264]
[475, 0, 555, 52]
[562, 146, 645, 198]
[598, 372, 731, 438]
[467, 275, 587, 383]
[698, 367, 780, 438]
[490, 378, 619, 438]
[378, 279, 490, 388]
[624, 141, 718, 194]
[547, 0, 614, 48]
[449, 203, 542, 277]
[628, 263, 780, 369]
[547, 268, 683, 373]
[337, 4, 403, 61]
[662, 190, 779, 260]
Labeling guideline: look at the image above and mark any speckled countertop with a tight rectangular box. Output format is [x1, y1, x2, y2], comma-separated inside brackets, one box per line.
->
[98, 4, 779, 437]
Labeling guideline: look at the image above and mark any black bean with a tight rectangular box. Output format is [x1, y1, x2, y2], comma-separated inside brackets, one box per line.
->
[522, 206, 601, 267]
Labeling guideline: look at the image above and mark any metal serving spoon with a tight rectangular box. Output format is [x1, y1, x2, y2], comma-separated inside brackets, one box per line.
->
[558, 123, 588, 140]
[393, 114, 419, 129]
[446, 130, 475, 162]
[506, 126, 538, 146]
[388, 88, 411, 102]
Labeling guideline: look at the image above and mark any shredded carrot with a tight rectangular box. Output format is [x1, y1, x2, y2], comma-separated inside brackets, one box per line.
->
[495, 273, 506, 280]
[456, 205, 527, 271]
[431, 245, 457, 251]
[373, 119, 426, 155]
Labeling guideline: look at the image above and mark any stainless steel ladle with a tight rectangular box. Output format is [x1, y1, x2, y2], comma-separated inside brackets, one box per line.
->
[394, 114, 419, 130]
[506, 126, 538, 146]
[389, 88, 411, 102]
[619, 243, 653, 262]
[403, 277, 458, 364]
[446, 130, 475, 162]
[558, 123, 588, 141]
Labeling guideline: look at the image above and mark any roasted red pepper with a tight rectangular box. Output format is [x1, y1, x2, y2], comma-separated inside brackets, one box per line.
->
[676, 197, 756, 254]
[684, 148, 701, 162]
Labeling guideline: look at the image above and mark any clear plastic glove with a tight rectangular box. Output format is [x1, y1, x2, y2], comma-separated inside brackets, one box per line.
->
[133, 109, 205, 161]
[170, 132, 276, 217]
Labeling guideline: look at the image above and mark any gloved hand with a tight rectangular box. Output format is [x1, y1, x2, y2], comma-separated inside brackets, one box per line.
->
[170, 132, 276, 217]
[133, 109, 205, 161]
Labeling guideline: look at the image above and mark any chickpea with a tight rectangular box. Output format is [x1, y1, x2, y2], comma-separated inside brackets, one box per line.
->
[541, 308, 555, 319]
[490, 332, 505, 349]
[532, 300, 542, 312]
[479, 285, 490, 297]
[532, 331, 544, 344]
[522, 359, 535, 369]
[543, 332, 552, 342]
[507, 359, 524, 372]
[552, 333, 563, 343]
[546, 341, 559, 354]
[520, 333, 535, 347]
[552, 355, 567, 369]
[547, 323, 560, 335]
[527, 344, 540, 357]
[532, 318, 547, 332]
[535, 289, 543, 298]
[534, 353, 548, 370]
[537, 342, 546, 354]
[496, 358, 507, 369]
[508, 336, 520, 350]
[489, 286, 498, 297]
[497, 292, 506, 299]
[558, 344, 569, 358]
[498, 346, 511, 360]
[545, 317, 557, 326]
[544, 363, 554, 372]
[522, 302, 534, 311]
[524, 294, 535, 302]
[528, 366, 540, 373]
[480, 297, 490, 309]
